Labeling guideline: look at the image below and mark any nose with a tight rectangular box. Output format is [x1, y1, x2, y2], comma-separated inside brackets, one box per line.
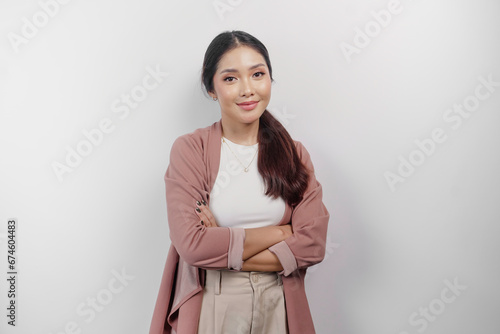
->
[240, 77, 255, 97]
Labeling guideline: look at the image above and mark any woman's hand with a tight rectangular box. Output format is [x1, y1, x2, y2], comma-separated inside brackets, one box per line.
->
[194, 200, 218, 227]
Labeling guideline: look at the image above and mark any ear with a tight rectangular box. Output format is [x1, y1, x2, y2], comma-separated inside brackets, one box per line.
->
[208, 90, 217, 100]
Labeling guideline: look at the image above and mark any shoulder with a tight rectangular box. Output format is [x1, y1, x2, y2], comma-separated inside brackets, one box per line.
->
[170, 122, 215, 157]
[293, 140, 305, 155]
[165, 123, 217, 180]
[293, 139, 314, 171]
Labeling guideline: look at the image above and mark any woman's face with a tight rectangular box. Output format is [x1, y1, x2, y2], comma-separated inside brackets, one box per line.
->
[209, 45, 272, 129]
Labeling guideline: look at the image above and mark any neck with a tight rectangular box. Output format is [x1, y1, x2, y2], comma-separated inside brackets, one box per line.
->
[221, 118, 259, 146]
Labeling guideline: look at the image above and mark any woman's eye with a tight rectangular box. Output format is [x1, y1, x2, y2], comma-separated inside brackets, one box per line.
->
[254, 71, 265, 78]
[223, 76, 236, 82]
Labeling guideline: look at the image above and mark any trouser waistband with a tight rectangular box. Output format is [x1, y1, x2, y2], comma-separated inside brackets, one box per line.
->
[206, 270, 282, 295]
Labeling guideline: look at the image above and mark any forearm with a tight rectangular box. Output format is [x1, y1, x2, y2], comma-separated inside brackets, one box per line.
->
[241, 249, 283, 272]
[242, 225, 287, 260]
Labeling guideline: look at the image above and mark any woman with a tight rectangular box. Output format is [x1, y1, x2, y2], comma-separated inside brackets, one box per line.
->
[149, 30, 330, 334]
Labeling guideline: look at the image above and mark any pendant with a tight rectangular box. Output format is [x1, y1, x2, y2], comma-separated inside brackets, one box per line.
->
[244, 168, 249, 172]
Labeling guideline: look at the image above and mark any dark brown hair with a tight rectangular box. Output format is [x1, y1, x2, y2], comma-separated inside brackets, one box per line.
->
[201, 30, 309, 206]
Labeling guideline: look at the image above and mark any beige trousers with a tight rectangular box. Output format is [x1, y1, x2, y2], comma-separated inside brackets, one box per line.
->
[197, 270, 288, 334]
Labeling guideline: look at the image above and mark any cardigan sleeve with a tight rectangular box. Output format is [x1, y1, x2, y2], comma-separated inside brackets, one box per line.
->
[268, 140, 330, 276]
[165, 134, 245, 270]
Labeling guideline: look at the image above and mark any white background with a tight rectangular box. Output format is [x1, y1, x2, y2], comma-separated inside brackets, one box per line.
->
[1, 0, 499, 333]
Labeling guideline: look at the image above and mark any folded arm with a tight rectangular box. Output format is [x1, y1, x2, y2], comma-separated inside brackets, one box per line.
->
[242, 249, 283, 272]
[194, 201, 292, 272]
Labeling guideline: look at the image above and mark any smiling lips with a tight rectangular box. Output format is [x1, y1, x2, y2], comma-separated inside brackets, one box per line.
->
[237, 100, 259, 111]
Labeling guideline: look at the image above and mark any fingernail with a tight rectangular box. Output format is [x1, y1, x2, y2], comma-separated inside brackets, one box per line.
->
[202, 200, 206, 205]
[196, 201, 201, 206]
[196, 207, 201, 213]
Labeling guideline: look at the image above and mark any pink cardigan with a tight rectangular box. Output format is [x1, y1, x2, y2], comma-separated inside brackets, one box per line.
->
[149, 119, 330, 334]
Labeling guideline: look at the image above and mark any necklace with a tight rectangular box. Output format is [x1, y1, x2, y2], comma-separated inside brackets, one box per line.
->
[221, 136, 258, 172]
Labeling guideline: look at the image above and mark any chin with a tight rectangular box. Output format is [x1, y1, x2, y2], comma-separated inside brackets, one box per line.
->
[242, 111, 265, 123]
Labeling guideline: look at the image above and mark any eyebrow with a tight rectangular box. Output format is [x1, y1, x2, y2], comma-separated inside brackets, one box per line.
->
[219, 63, 266, 74]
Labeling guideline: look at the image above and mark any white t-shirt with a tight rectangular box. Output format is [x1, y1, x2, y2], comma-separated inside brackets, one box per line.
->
[209, 136, 286, 229]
